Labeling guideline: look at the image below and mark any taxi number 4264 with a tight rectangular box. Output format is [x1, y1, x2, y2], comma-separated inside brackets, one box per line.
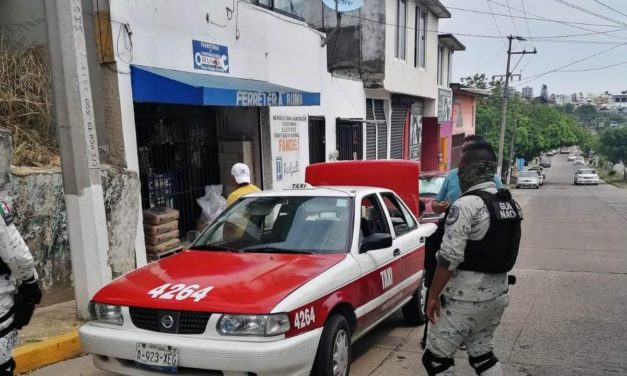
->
[147, 283, 214, 302]
[293, 307, 316, 330]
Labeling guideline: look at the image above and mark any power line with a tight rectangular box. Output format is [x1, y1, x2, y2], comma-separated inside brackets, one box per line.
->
[553, 0, 627, 28]
[447, 5, 626, 28]
[513, 40, 627, 86]
[558, 59, 627, 72]
[488, 0, 627, 42]
[505, 0, 520, 35]
[520, 0, 533, 41]
[593, 0, 627, 19]
[486, 0, 508, 48]
[341, 13, 627, 44]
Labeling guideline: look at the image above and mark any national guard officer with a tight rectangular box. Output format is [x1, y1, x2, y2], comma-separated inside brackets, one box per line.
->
[422, 142, 522, 376]
[0, 199, 41, 375]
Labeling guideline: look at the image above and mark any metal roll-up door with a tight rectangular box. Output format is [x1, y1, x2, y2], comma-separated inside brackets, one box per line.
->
[390, 103, 408, 159]
[373, 100, 387, 159]
[366, 100, 376, 159]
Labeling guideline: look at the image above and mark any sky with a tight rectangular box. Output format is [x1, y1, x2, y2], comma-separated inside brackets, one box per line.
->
[439, 0, 627, 96]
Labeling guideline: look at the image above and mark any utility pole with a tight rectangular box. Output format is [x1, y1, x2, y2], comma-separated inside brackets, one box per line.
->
[496, 36, 537, 177]
[506, 117, 517, 185]
[45, 0, 112, 319]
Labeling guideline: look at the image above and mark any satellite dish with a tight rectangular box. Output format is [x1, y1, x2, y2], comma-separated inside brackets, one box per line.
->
[322, 0, 364, 12]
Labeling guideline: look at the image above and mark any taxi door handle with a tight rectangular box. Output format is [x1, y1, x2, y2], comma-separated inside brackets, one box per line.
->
[393, 248, 401, 257]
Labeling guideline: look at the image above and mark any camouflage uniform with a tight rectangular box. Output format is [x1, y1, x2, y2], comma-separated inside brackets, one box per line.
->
[0, 200, 39, 375]
[424, 181, 514, 376]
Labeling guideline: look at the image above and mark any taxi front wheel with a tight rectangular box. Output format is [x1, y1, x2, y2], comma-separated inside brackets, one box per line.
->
[311, 314, 351, 376]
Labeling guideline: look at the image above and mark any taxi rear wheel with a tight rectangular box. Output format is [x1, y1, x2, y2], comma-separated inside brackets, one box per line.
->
[311, 314, 351, 376]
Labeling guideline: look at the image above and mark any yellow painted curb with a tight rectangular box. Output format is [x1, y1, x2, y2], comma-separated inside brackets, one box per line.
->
[14, 330, 82, 374]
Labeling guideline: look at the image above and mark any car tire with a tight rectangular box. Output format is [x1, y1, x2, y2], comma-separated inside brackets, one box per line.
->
[535, 185, 539, 189]
[311, 314, 351, 376]
[402, 285, 426, 326]
[516, 185, 520, 189]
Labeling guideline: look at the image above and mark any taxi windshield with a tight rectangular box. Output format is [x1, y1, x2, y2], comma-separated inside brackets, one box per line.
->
[193, 196, 353, 254]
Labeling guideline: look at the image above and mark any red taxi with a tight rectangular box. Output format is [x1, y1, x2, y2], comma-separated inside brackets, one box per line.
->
[80, 161, 436, 376]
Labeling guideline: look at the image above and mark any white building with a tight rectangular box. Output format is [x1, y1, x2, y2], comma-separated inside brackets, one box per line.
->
[522, 86, 533, 100]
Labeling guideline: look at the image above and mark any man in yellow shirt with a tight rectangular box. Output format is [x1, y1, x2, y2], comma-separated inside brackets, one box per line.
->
[226, 163, 260, 206]
[224, 163, 260, 240]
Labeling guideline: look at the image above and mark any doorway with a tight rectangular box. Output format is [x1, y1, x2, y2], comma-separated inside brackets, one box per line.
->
[308, 116, 326, 164]
[336, 120, 363, 161]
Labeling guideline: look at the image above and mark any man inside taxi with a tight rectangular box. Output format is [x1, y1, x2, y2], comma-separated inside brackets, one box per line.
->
[224, 163, 260, 240]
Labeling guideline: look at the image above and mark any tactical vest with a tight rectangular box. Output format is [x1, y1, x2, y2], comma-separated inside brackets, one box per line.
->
[424, 189, 522, 285]
[457, 189, 522, 274]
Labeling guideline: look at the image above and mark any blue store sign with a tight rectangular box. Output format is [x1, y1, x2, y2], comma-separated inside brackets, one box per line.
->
[193, 40, 229, 74]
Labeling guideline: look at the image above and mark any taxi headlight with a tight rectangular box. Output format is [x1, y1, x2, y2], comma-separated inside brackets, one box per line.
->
[89, 302, 123, 325]
[217, 313, 290, 336]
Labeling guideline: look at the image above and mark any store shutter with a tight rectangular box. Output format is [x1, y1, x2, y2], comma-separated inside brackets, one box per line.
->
[390, 103, 408, 159]
[373, 100, 388, 159]
[365, 100, 376, 160]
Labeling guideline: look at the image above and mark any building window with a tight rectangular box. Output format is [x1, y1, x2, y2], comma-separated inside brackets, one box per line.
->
[437, 46, 444, 85]
[254, 0, 304, 20]
[447, 51, 452, 85]
[415, 7, 426, 68]
[396, 0, 407, 60]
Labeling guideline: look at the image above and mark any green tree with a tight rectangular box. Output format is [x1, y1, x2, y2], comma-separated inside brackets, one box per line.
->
[598, 127, 627, 163]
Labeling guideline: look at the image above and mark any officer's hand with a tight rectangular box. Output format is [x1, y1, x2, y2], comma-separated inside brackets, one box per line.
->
[426, 297, 441, 324]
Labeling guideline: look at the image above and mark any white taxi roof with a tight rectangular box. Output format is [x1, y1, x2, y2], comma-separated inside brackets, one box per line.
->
[245, 185, 392, 198]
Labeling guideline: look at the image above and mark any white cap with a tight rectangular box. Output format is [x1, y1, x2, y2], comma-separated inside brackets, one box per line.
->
[231, 163, 251, 184]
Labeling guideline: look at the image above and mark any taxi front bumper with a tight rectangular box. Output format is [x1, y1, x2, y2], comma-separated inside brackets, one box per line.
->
[79, 323, 322, 376]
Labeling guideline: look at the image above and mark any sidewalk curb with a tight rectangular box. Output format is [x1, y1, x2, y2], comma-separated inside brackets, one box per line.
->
[14, 330, 82, 374]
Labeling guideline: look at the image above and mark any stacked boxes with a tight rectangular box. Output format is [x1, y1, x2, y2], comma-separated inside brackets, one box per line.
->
[143, 208, 181, 260]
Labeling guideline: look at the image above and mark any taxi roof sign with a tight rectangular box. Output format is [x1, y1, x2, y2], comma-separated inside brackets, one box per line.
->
[287, 183, 315, 190]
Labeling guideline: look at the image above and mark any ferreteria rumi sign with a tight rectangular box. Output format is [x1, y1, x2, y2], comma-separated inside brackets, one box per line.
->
[236, 91, 304, 107]
[271, 115, 306, 186]
[438, 88, 453, 123]
[193, 40, 229, 74]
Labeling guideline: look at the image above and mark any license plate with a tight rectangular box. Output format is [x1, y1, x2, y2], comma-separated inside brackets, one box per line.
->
[135, 343, 179, 373]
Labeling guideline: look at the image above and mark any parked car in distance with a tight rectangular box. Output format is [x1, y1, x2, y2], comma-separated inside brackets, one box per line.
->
[567, 154, 576, 161]
[574, 156, 585, 166]
[418, 171, 447, 224]
[540, 159, 552, 168]
[516, 171, 540, 189]
[574, 168, 599, 185]
[528, 166, 545, 183]
[560, 148, 570, 154]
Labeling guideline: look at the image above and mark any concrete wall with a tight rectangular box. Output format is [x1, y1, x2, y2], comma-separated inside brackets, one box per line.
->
[301, 0, 386, 82]
[1, 129, 139, 305]
[8, 164, 140, 306]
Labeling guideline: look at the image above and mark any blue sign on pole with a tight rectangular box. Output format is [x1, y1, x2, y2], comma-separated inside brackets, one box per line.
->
[192, 40, 229, 74]
[322, 0, 364, 12]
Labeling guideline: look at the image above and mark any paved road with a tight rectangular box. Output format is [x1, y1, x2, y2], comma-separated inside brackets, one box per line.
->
[28, 154, 627, 375]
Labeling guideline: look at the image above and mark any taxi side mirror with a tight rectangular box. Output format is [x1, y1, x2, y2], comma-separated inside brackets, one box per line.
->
[360, 233, 392, 253]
